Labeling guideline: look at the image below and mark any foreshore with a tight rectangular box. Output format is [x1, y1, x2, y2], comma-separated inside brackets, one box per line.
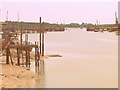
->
[1, 63, 36, 88]
[1, 50, 48, 88]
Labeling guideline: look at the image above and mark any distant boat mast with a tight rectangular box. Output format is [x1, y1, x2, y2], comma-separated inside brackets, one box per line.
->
[18, 12, 19, 32]
[96, 20, 99, 26]
[0, 9, 1, 22]
[115, 12, 118, 24]
[6, 10, 8, 21]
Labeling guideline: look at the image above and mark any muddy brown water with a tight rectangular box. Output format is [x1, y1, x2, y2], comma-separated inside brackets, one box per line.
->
[23, 29, 118, 88]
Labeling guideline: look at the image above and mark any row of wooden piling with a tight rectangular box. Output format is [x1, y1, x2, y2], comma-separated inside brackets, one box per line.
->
[4, 17, 45, 68]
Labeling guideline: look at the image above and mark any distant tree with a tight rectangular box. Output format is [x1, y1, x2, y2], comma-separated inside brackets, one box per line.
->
[81, 22, 84, 25]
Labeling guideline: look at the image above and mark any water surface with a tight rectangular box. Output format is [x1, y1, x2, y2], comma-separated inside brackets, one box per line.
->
[27, 29, 118, 88]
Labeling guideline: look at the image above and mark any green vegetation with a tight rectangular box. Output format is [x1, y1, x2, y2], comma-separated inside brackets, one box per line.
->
[4, 21, 94, 28]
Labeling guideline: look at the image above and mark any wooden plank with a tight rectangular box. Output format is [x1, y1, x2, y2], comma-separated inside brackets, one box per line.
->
[7, 44, 38, 49]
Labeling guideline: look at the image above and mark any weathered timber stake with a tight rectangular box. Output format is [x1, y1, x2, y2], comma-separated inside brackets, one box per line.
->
[35, 41, 37, 67]
[25, 43, 28, 67]
[28, 50, 30, 67]
[6, 47, 9, 64]
[42, 22, 45, 56]
[20, 24, 23, 45]
[20, 24, 24, 66]
[39, 17, 42, 54]
[37, 42, 40, 66]
[17, 43, 20, 66]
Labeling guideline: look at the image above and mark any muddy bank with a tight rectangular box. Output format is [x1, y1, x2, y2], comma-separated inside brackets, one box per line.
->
[1, 63, 36, 88]
[1, 49, 48, 88]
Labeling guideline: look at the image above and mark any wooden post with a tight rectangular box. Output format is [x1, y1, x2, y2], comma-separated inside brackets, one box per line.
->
[26, 46, 28, 67]
[20, 24, 24, 66]
[37, 42, 40, 66]
[25, 34, 28, 67]
[25, 34, 28, 43]
[42, 22, 44, 56]
[35, 41, 37, 67]
[20, 24, 22, 45]
[6, 47, 9, 64]
[6, 11, 9, 64]
[39, 17, 42, 54]
[26, 50, 28, 67]
[22, 50, 24, 66]
[17, 42, 20, 66]
[28, 50, 30, 67]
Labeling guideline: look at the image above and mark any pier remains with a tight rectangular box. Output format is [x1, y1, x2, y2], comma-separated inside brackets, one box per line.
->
[1, 17, 65, 67]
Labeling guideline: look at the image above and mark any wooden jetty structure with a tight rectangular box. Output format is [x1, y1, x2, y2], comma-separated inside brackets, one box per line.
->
[1, 26, 40, 67]
[1, 21, 65, 33]
[86, 16, 119, 33]
[1, 17, 62, 67]
[86, 24, 118, 32]
[87, 12, 119, 32]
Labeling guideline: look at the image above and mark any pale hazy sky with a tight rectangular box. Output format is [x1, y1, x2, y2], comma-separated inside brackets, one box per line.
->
[0, 0, 119, 24]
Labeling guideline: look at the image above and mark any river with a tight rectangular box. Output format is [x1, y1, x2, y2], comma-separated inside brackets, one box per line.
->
[25, 29, 118, 88]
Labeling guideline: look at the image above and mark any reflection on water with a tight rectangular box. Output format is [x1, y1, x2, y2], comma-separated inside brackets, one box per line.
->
[30, 60, 45, 88]
[35, 61, 45, 74]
